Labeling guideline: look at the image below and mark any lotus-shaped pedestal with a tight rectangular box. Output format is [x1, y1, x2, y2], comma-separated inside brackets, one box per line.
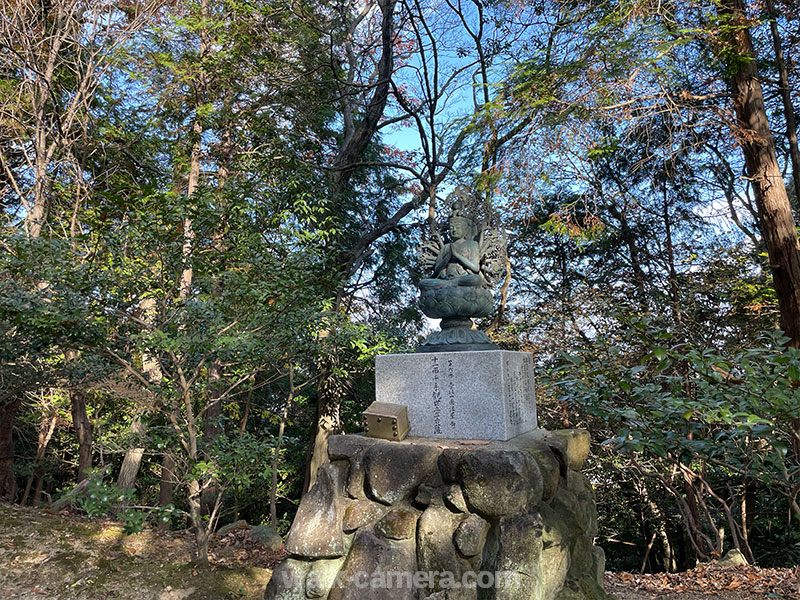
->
[418, 285, 497, 352]
[419, 285, 493, 319]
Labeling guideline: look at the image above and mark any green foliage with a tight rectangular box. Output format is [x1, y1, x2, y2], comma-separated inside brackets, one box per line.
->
[553, 322, 799, 472]
[62, 474, 136, 518]
[547, 318, 800, 565]
[59, 472, 180, 535]
[196, 432, 274, 492]
[117, 504, 180, 535]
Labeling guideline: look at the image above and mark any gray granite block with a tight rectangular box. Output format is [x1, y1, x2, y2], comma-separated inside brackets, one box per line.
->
[375, 350, 537, 441]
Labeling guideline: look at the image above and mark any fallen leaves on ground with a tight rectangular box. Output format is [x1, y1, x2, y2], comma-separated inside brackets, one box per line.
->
[208, 524, 287, 570]
[606, 563, 800, 598]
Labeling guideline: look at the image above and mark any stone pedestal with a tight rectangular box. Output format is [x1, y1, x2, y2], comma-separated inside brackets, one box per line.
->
[375, 350, 537, 441]
[265, 431, 611, 600]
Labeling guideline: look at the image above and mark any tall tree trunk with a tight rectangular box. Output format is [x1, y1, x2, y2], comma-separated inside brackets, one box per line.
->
[719, 0, 800, 463]
[683, 474, 703, 567]
[157, 414, 177, 526]
[26, 50, 57, 240]
[117, 412, 146, 490]
[6, 75, 54, 498]
[271, 366, 294, 527]
[178, 0, 210, 559]
[766, 0, 800, 205]
[200, 115, 232, 515]
[188, 478, 210, 565]
[119, 295, 161, 493]
[306, 362, 342, 493]
[201, 364, 222, 516]
[28, 138, 51, 239]
[0, 399, 21, 501]
[239, 382, 253, 435]
[662, 188, 682, 328]
[178, 101, 202, 303]
[70, 388, 93, 482]
[21, 409, 57, 505]
[607, 181, 648, 309]
[635, 477, 677, 572]
[32, 473, 45, 506]
[305, 0, 398, 491]
[159, 453, 176, 507]
[718, 0, 800, 349]
[64, 348, 93, 483]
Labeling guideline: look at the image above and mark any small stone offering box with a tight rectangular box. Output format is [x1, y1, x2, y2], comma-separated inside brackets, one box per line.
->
[361, 401, 410, 441]
[375, 350, 537, 441]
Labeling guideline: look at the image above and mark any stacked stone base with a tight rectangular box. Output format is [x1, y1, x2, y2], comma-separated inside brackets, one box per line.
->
[265, 430, 610, 600]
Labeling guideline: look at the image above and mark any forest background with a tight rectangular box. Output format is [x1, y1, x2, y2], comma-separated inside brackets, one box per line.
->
[2, 0, 800, 574]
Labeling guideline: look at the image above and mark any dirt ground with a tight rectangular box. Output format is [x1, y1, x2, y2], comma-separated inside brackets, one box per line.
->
[1, 503, 799, 599]
[0, 503, 276, 599]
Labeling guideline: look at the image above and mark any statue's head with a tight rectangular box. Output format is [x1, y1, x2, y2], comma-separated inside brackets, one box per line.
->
[449, 214, 475, 240]
[447, 185, 478, 240]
